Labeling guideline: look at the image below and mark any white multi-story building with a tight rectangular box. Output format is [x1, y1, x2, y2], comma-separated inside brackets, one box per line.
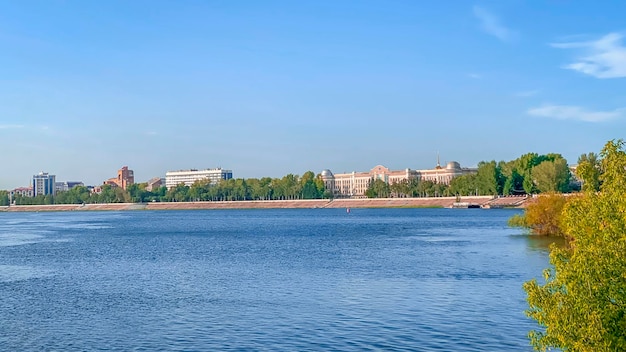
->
[55, 181, 85, 193]
[33, 172, 56, 197]
[165, 168, 233, 189]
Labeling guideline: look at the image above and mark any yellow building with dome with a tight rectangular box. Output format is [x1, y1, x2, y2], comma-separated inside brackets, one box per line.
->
[320, 161, 476, 198]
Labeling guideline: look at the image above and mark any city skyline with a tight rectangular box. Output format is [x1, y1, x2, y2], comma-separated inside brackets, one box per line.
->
[2, 1, 625, 189]
[2, 158, 470, 190]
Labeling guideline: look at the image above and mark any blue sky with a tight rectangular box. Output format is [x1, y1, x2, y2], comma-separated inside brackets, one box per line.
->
[2, 0, 626, 189]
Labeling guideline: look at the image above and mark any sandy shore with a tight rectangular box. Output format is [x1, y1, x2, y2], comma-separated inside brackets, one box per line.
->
[0, 196, 529, 212]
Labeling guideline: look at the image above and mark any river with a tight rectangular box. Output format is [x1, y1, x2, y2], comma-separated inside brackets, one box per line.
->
[0, 208, 551, 351]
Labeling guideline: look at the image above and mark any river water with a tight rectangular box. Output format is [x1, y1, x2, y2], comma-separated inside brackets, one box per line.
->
[0, 208, 551, 351]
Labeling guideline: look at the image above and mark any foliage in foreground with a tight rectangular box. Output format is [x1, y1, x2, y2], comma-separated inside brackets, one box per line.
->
[508, 193, 569, 237]
[524, 139, 626, 351]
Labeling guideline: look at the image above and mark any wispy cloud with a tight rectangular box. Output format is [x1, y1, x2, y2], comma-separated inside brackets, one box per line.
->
[527, 104, 626, 122]
[514, 90, 539, 98]
[473, 6, 515, 42]
[0, 124, 24, 129]
[551, 32, 626, 78]
[467, 73, 482, 79]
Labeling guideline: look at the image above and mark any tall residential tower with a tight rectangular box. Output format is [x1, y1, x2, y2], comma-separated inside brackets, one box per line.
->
[32, 172, 56, 197]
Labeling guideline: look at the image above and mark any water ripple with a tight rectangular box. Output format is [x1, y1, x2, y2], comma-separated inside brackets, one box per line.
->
[0, 209, 543, 351]
[0, 265, 54, 282]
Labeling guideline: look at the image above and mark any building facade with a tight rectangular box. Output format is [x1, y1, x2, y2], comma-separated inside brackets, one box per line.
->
[146, 177, 165, 192]
[10, 187, 33, 198]
[104, 166, 135, 190]
[321, 161, 477, 198]
[165, 168, 233, 189]
[55, 181, 85, 193]
[33, 172, 56, 197]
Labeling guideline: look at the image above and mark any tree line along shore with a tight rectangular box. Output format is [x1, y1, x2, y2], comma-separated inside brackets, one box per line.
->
[0, 196, 515, 212]
[1, 149, 585, 207]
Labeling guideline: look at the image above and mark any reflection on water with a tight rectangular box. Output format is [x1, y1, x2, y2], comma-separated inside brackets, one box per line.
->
[524, 234, 567, 253]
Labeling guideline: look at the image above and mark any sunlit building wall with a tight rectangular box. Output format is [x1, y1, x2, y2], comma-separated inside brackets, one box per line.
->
[321, 161, 477, 198]
[165, 168, 233, 189]
[32, 172, 56, 197]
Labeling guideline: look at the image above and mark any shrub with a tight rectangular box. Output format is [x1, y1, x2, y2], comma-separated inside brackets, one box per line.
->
[508, 193, 569, 237]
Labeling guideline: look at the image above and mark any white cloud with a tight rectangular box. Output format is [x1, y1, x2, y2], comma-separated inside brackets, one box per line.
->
[473, 6, 514, 42]
[467, 73, 482, 79]
[551, 32, 626, 78]
[514, 90, 539, 97]
[527, 104, 626, 122]
[0, 124, 24, 129]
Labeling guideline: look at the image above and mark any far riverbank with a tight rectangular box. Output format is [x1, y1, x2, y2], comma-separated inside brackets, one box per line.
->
[0, 196, 529, 212]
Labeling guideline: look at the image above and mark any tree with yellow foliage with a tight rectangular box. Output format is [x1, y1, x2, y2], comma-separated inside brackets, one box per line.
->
[508, 192, 570, 237]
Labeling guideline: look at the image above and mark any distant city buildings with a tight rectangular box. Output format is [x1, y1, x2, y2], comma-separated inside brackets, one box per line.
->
[321, 160, 477, 198]
[8, 173, 84, 200]
[10, 187, 33, 198]
[32, 172, 56, 197]
[165, 168, 233, 189]
[55, 181, 85, 193]
[104, 166, 134, 190]
[146, 177, 165, 192]
[4, 159, 475, 199]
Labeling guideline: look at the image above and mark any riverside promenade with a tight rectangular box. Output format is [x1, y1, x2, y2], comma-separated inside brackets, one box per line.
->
[0, 196, 529, 212]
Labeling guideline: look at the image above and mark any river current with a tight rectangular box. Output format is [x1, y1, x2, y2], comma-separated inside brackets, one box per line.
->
[0, 208, 551, 351]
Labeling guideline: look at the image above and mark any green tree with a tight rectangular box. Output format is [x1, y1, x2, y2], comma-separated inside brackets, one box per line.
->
[300, 171, 322, 199]
[365, 178, 390, 198]
[415, 180, 441, 197]
[233, 178, 249, 200]
[44, 194, 54, 205]
[390, 179, 410, 198]
[0, 191, 9, 206]
[55, 185, 92, 204]
[502, 153, 546, 194]
[165, 183, 190, 202]
[450, 174, 477, 196]
[153, 186, 168, 202]
[524, 140, 626, 351]
[576, 152, 601, 192]
[532, 158, 571, 193]
[523, 174, 535, 194]
[279, 174, 300, 200]
[502, 158, 530, 195]
[259, 177, 273, 200]
[475, 160, 504, 195]
[97, 184, 116, 203]
[114, 187, 131, 203]
[314, 174, 327, 198]
[127, 183, 151, 203]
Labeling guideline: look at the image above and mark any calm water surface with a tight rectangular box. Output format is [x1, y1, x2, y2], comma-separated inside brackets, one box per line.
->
[0, 208, 551, 351]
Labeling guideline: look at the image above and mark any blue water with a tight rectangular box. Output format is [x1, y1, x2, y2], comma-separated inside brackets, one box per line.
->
[0, 208, 551, 351]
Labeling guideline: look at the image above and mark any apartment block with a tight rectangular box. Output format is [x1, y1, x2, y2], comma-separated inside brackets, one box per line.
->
[165, 168, 233, 189]
[104, 166, 135, 190]
[33, 172, 56, 197]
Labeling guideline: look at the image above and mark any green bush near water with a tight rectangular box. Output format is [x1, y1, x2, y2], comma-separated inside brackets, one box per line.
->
[523, 139, 626, 351]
